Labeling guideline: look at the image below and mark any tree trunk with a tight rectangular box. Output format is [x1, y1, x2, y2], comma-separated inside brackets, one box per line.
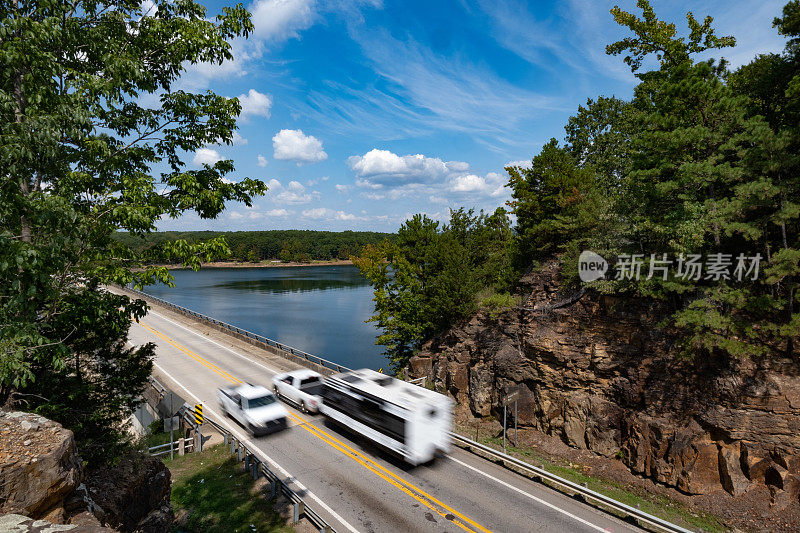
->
[14, 70, 32, 242]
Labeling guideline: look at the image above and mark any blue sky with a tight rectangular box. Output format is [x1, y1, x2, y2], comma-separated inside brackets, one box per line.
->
[154, 0, 790, 232]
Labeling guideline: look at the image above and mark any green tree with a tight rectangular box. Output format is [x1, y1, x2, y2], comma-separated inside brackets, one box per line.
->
[506, 139, 601, 269]
[565, 96, 635, 190]
[0, 0, 265, 462]
[503, 0, 800, 361]
[608, 1, 799, 358]
[355, 209, 513, 371]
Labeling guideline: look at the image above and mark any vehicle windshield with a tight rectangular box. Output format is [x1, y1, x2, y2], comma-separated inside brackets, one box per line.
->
[247, 395, 276, 409]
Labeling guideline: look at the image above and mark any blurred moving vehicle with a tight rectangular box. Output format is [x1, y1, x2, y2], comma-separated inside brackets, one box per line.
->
[319, 369, 454, 465]
[272, 369, 323, 413]
[218, 383, 288, 435]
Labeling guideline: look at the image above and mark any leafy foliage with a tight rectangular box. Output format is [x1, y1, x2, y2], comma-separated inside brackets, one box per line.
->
[506, 139, 604, 271]
[1, 0, 264, 463]
[354, 209, 514, 371]
[507, 0, 800, 361]
[114, 229, 394, 263]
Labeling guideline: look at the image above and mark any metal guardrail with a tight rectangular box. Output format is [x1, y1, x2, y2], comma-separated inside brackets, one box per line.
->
[135, 292, 689, 533]
[188, 407, 338, 533]
[148, 439, 194, 457]
[123, 286, 353, 375]
[449, 433, 694, 533]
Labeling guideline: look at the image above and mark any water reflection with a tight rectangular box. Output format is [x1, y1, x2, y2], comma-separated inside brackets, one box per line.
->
[212, 276, 366, 294]
[141, 266, 387, 370]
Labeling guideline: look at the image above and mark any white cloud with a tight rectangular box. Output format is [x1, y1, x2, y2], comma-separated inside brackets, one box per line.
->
[266, 179, 319, 204]
[349, 148, 511, 206]
[305, 176, 328, 186]
[250, 0, 316, 42]
[361, 192, 385, 200]
[237, 89, 272, 121]
[505, 159, 532, 169]
[315, 26, 566, 150]
[449, 172, 507, 197]
[193, 148, 221, 166]
[272, 129, 327, 164]
[449, 174, 485, 193]
[348, 149, 466, 187]
[176, 38, 262, 92]
[266, 208, 291, 217]
[302, 207, 364, 221]
[335, 184, 351, 194]
[232, 131, 248, 146]
[302, 207, 328, 219]
[257, 154, 269, 167]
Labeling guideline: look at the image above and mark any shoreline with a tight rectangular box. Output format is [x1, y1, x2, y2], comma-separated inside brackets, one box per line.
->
[149, 259, 355, 270]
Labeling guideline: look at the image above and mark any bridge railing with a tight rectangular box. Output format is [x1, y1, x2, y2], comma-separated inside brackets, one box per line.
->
[122, 286, 353, 375]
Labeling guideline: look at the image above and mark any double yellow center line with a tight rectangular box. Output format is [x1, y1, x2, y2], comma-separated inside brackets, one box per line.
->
[137, 319, 493, 533]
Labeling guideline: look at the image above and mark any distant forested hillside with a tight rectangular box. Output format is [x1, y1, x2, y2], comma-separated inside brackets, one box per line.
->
[114, 230, 395, 263]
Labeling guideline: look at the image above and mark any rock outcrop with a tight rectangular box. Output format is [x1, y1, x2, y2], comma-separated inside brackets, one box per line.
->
[411, 261, 800, 505]
[85, 454, 172, 533]
[0, 410, 172, 532]
[0, 411, 83, 519]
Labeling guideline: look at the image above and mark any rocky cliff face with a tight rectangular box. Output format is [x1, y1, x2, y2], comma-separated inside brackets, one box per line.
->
[0, 409, 172, 532]
[410, 262, 800, 506]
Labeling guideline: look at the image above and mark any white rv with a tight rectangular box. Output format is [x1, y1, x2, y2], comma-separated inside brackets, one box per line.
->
[319, 369, 453, 465]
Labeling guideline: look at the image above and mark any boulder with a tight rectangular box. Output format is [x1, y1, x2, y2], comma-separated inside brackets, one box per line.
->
[719, 442, 750, 496]
[85, 453, 172, 532]
[0, 410, 82, 519]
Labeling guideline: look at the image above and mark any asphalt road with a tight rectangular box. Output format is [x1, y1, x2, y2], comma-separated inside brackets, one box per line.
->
[127, 302, 644, 533]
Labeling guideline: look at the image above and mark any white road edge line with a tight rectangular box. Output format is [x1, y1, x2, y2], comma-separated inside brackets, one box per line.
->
[153, 362, 362, 533]
[447, 456, 610, 533]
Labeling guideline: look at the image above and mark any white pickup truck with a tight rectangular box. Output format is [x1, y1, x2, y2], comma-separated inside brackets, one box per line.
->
[272, 369, 323, 413]
[217, 383, 288, 435]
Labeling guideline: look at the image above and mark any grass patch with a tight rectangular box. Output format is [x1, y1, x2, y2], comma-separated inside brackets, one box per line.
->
[143, 419, 174, 448]
[476, 290, 520, 317]
[164, 444, 293, 533]
[455, 425, 726, 533]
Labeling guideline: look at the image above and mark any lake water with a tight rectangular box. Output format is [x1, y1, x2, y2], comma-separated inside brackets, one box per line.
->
[140, 265, 389, 371]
